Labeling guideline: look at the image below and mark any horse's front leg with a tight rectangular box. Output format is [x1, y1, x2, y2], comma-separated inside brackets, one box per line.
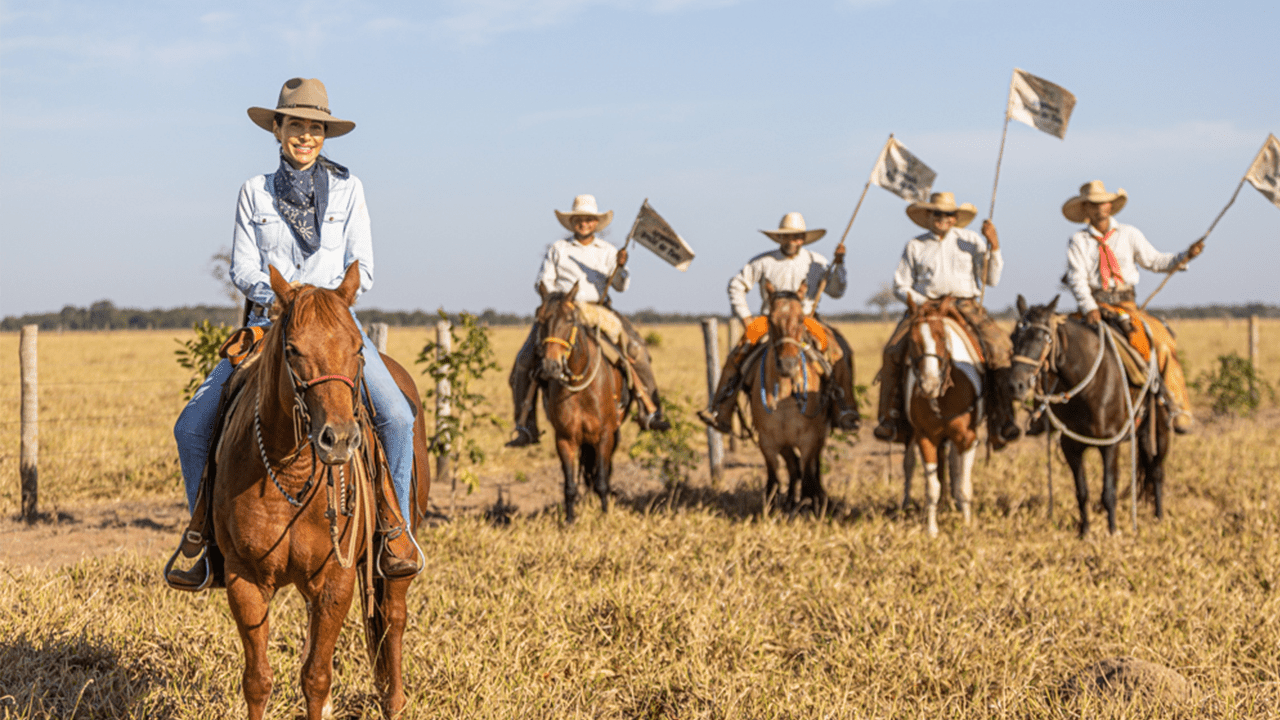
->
[1061, 436, 1090, 538]
[556, 437, 579, 524]
[595, 430, 619, 514]
[782, 446, 803, 509]
[951, 441, 977, 526]
[370, 577, 411, 717]
[1100, 442, 1120, 535]
[225, 569, 275, 720]
[916, 436, 941, 538]
[300, 567, 358, 720]
[758, 434, 783, 513]
[798, 429, 826, 507]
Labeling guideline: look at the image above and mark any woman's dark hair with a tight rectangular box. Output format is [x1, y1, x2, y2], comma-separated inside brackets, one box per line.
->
[272, 112, 327, 133]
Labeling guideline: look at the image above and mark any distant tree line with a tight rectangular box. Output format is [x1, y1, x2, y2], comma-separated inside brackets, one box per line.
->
[4, 299, 1277, 332]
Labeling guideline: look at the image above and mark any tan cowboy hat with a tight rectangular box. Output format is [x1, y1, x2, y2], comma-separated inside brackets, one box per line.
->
[247, 78, 355, 138]
[906, 192, 978, 230]
[554, 194, 614, 232]
[1062, 180, 1128, 223]
[760, 212, 826, 244]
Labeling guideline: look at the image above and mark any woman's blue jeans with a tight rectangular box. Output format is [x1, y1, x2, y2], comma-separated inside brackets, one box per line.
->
[173, 311, 416, 522]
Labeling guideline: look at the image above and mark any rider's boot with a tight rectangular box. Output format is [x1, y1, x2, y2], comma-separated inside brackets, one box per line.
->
[698, 343, 749, 434]
[639, 391, 672, 432]
[872, 360, 908, 442]
[377, 480, 421, 579]
[165, 474, 224, 591]
[827, 352, 861, 432]
[505, 367, 541, 448]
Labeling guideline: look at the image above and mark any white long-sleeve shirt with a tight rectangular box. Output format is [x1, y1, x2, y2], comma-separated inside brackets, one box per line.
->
[893, 227, 1001, 305]
[534, 236, 629, 303]
[727, 247, 845, 321]
[1065, 221, 1185, 314]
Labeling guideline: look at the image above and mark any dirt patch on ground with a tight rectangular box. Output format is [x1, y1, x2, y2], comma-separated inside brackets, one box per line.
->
[0, 499, 190, 570]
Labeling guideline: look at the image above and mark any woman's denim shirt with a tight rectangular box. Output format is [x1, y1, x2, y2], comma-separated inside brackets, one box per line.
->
[229, 170, 374, 316]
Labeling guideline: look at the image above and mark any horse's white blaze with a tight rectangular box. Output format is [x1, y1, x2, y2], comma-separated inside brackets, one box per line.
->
[917, 320, 942, 396]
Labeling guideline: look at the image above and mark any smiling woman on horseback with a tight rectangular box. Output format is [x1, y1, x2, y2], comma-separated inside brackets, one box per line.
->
[169, 78, 419, 586]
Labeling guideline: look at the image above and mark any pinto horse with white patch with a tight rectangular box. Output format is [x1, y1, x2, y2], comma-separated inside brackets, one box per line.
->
[902, 296, 985, 537]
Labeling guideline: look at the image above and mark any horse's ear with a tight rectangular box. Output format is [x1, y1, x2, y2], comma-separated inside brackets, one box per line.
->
[537, 281, 550, 302]
[798, 280, 808, 299]
[1047, 294, 1060, 314]
[566, 279, 580, 303]
[940, 296, 954, 313]
[1016, 294, 1028, 317]
[335, 261, 360, 306]
[762, 280, 775, 304]
[269, 265, 294, 304]
[906, 295, 917, 315]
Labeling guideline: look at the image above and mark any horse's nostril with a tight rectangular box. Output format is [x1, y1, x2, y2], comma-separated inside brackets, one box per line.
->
[318, 426, 336, 451]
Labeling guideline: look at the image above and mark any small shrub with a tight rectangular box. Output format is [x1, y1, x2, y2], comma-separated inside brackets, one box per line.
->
[628, 395, 700, 489]
[417, 310, 503, 494]
[1191, 352, 1275, 417]
[643, 330, 663, 348]
[174, 320, 231, 401]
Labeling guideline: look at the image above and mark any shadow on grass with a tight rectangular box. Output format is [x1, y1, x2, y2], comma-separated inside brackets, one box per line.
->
[0, 634, 174, 719]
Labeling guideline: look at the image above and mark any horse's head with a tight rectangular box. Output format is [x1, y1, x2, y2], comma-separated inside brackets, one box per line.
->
[1007, 293, 1060, 402]
[763, 279, 807, 380]
[536, 279, 582, 381]
[267, 262, 365, 465]
[904, 296, 951, 400]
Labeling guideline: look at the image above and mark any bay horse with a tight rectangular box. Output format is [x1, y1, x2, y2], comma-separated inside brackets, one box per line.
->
[213, 262, 429, 719]
[745, 280, 831, 511]
[1006, 295, 1169, 537]
[537, 280, 630, 523]
[902, 296, 983, 537]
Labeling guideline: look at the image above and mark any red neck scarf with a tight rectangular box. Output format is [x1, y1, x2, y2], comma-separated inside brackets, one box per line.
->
[1094, 227, 1121, 290]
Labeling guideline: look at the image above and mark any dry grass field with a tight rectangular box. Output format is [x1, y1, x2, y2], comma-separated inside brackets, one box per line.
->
[1, 317, 1278, 718]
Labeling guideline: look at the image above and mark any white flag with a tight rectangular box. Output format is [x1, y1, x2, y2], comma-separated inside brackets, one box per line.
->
[1006, 68, 1076, 139]
[627, 200, 695, 271]
[869, 136, 936, 203]
[1245, 134, 1280, 210]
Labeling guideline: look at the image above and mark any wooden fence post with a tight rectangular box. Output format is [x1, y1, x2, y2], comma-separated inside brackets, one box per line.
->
[701, 318, 724, 485]
[20, 325, 38, 522]
[726, 317, 743, 452]
[435, 320, 453, 498]
[368, 322, 389, 354]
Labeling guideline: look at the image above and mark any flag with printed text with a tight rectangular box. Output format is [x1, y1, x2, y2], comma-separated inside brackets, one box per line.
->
[1006, 68, 1076, 139]
[869, 136, 936, 203]
[1245, 134, 1280, 210]
[628, 200, 695, 271]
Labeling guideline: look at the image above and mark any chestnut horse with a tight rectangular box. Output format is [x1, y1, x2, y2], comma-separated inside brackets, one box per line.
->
[1006, 295, 1169, 537]
[745, 281, 831, 510]
[213, 263, 429, 719]
[902, 297, 983, 537]
[537, 280, 630, 523]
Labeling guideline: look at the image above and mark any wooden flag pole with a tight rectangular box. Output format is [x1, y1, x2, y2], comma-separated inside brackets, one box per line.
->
[813, 135, 893, 314]
[1139, 178, 1245, 310]
[979, 115, 1013, 307]
[601, 198, 644, 307]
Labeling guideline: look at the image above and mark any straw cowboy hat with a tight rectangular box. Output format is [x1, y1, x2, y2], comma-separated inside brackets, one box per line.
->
[555, 195, 614, 232]
[247, 78, 356, 138]
[906, 192, 978, 230]
[760, 212, 826, 244]
[1062, 180, 1128, 223]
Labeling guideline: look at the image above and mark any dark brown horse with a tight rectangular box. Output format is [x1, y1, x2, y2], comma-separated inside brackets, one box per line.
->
[212, 262, 429, 719]
[901, 297, 983, 537]
[537, 280, 630, 523]
[1006, 295, 1169, 537]
[745, 281, 830, 510]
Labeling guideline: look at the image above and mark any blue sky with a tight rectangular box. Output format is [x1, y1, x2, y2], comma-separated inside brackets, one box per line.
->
[2, 0, 1277, 318]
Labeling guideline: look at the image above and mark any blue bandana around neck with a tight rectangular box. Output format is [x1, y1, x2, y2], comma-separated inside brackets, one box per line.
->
[271, 156, 350, 256]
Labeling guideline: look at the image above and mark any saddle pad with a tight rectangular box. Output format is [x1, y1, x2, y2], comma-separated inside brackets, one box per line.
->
[219, 326, 266, 367]
[742, 315, 830, 352]
[1102, 324, 1153, 388]
[940, 317, 985, 368]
